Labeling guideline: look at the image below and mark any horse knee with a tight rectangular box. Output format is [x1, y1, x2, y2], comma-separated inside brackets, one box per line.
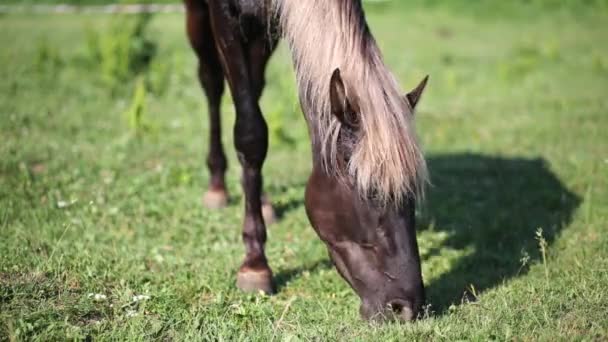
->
[233, 99, 268, 167]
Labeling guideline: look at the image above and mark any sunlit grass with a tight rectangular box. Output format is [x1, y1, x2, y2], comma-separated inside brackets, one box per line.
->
[1, 3, 607, 340]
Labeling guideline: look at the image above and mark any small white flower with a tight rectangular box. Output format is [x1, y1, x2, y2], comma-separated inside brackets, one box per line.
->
[170, 119, 182, 129]
[132, 294, 151, 302]
[87, 293, 107, 301]
[57, 199, 77, 209]
[125, 309, 139, 318]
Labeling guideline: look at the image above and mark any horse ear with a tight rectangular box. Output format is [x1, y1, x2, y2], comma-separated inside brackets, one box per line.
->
[329, 68, 358, 128]
[406, 75, 429, 112]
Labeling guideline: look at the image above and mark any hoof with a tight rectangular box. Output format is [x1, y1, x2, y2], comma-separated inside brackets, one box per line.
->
[261, 195, 277, 225]
[202, 189, 228, 209]
[236, 269, 275, 295]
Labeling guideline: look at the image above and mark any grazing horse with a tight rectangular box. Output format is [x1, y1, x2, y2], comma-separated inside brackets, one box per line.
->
[184, 0, 429, 321]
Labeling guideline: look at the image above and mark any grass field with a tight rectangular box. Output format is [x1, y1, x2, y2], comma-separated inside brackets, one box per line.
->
[1, 2, 608, 340]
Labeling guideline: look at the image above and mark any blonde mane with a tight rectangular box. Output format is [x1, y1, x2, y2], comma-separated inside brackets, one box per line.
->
[273, 0, 428, 204]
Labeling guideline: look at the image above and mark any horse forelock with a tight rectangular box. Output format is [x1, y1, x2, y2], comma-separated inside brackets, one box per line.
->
[273, 0, 428, 205]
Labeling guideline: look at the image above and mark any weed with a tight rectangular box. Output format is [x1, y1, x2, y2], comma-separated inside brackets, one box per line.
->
[536, 228, 549, 282]
[123, 77, 156, 139]
[86, 12, 157, 88]
[34, 38, 62, 71]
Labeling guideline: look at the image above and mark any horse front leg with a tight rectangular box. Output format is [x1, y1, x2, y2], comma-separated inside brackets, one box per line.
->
[208, 1, 274, 294]
[248, 35, 278, 226]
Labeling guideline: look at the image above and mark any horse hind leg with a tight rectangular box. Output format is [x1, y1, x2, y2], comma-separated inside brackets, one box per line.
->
[185, 2, 229, 209]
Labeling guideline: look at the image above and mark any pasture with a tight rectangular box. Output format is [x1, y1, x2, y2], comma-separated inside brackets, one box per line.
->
[1, 1, 607, 340]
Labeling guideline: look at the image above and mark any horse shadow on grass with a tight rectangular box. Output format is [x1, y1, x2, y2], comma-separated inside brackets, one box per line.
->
[420, 153, 581, 315]
[273, 196, 306, 221]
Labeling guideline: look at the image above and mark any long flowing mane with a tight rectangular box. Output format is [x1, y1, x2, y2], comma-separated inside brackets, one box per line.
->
[273, 0, 428, 204]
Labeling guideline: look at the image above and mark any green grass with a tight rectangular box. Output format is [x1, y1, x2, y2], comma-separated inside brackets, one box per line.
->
[1, 3, 608, 341]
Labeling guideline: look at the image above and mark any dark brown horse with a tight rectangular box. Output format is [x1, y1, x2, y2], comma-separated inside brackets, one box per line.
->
[184, 0, 429, 322]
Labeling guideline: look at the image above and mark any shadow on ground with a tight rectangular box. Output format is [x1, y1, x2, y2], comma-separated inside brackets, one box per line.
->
[273, 196, 306, 220]
[420, 153, 580, 314]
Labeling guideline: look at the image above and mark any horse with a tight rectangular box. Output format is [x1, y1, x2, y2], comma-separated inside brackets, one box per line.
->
[184, 0, 429, 322]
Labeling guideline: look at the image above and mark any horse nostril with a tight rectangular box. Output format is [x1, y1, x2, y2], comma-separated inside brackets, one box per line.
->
[387, 299, 415, 321]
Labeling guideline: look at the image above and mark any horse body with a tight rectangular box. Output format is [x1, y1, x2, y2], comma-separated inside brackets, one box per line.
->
[184, 0, 428, 321]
